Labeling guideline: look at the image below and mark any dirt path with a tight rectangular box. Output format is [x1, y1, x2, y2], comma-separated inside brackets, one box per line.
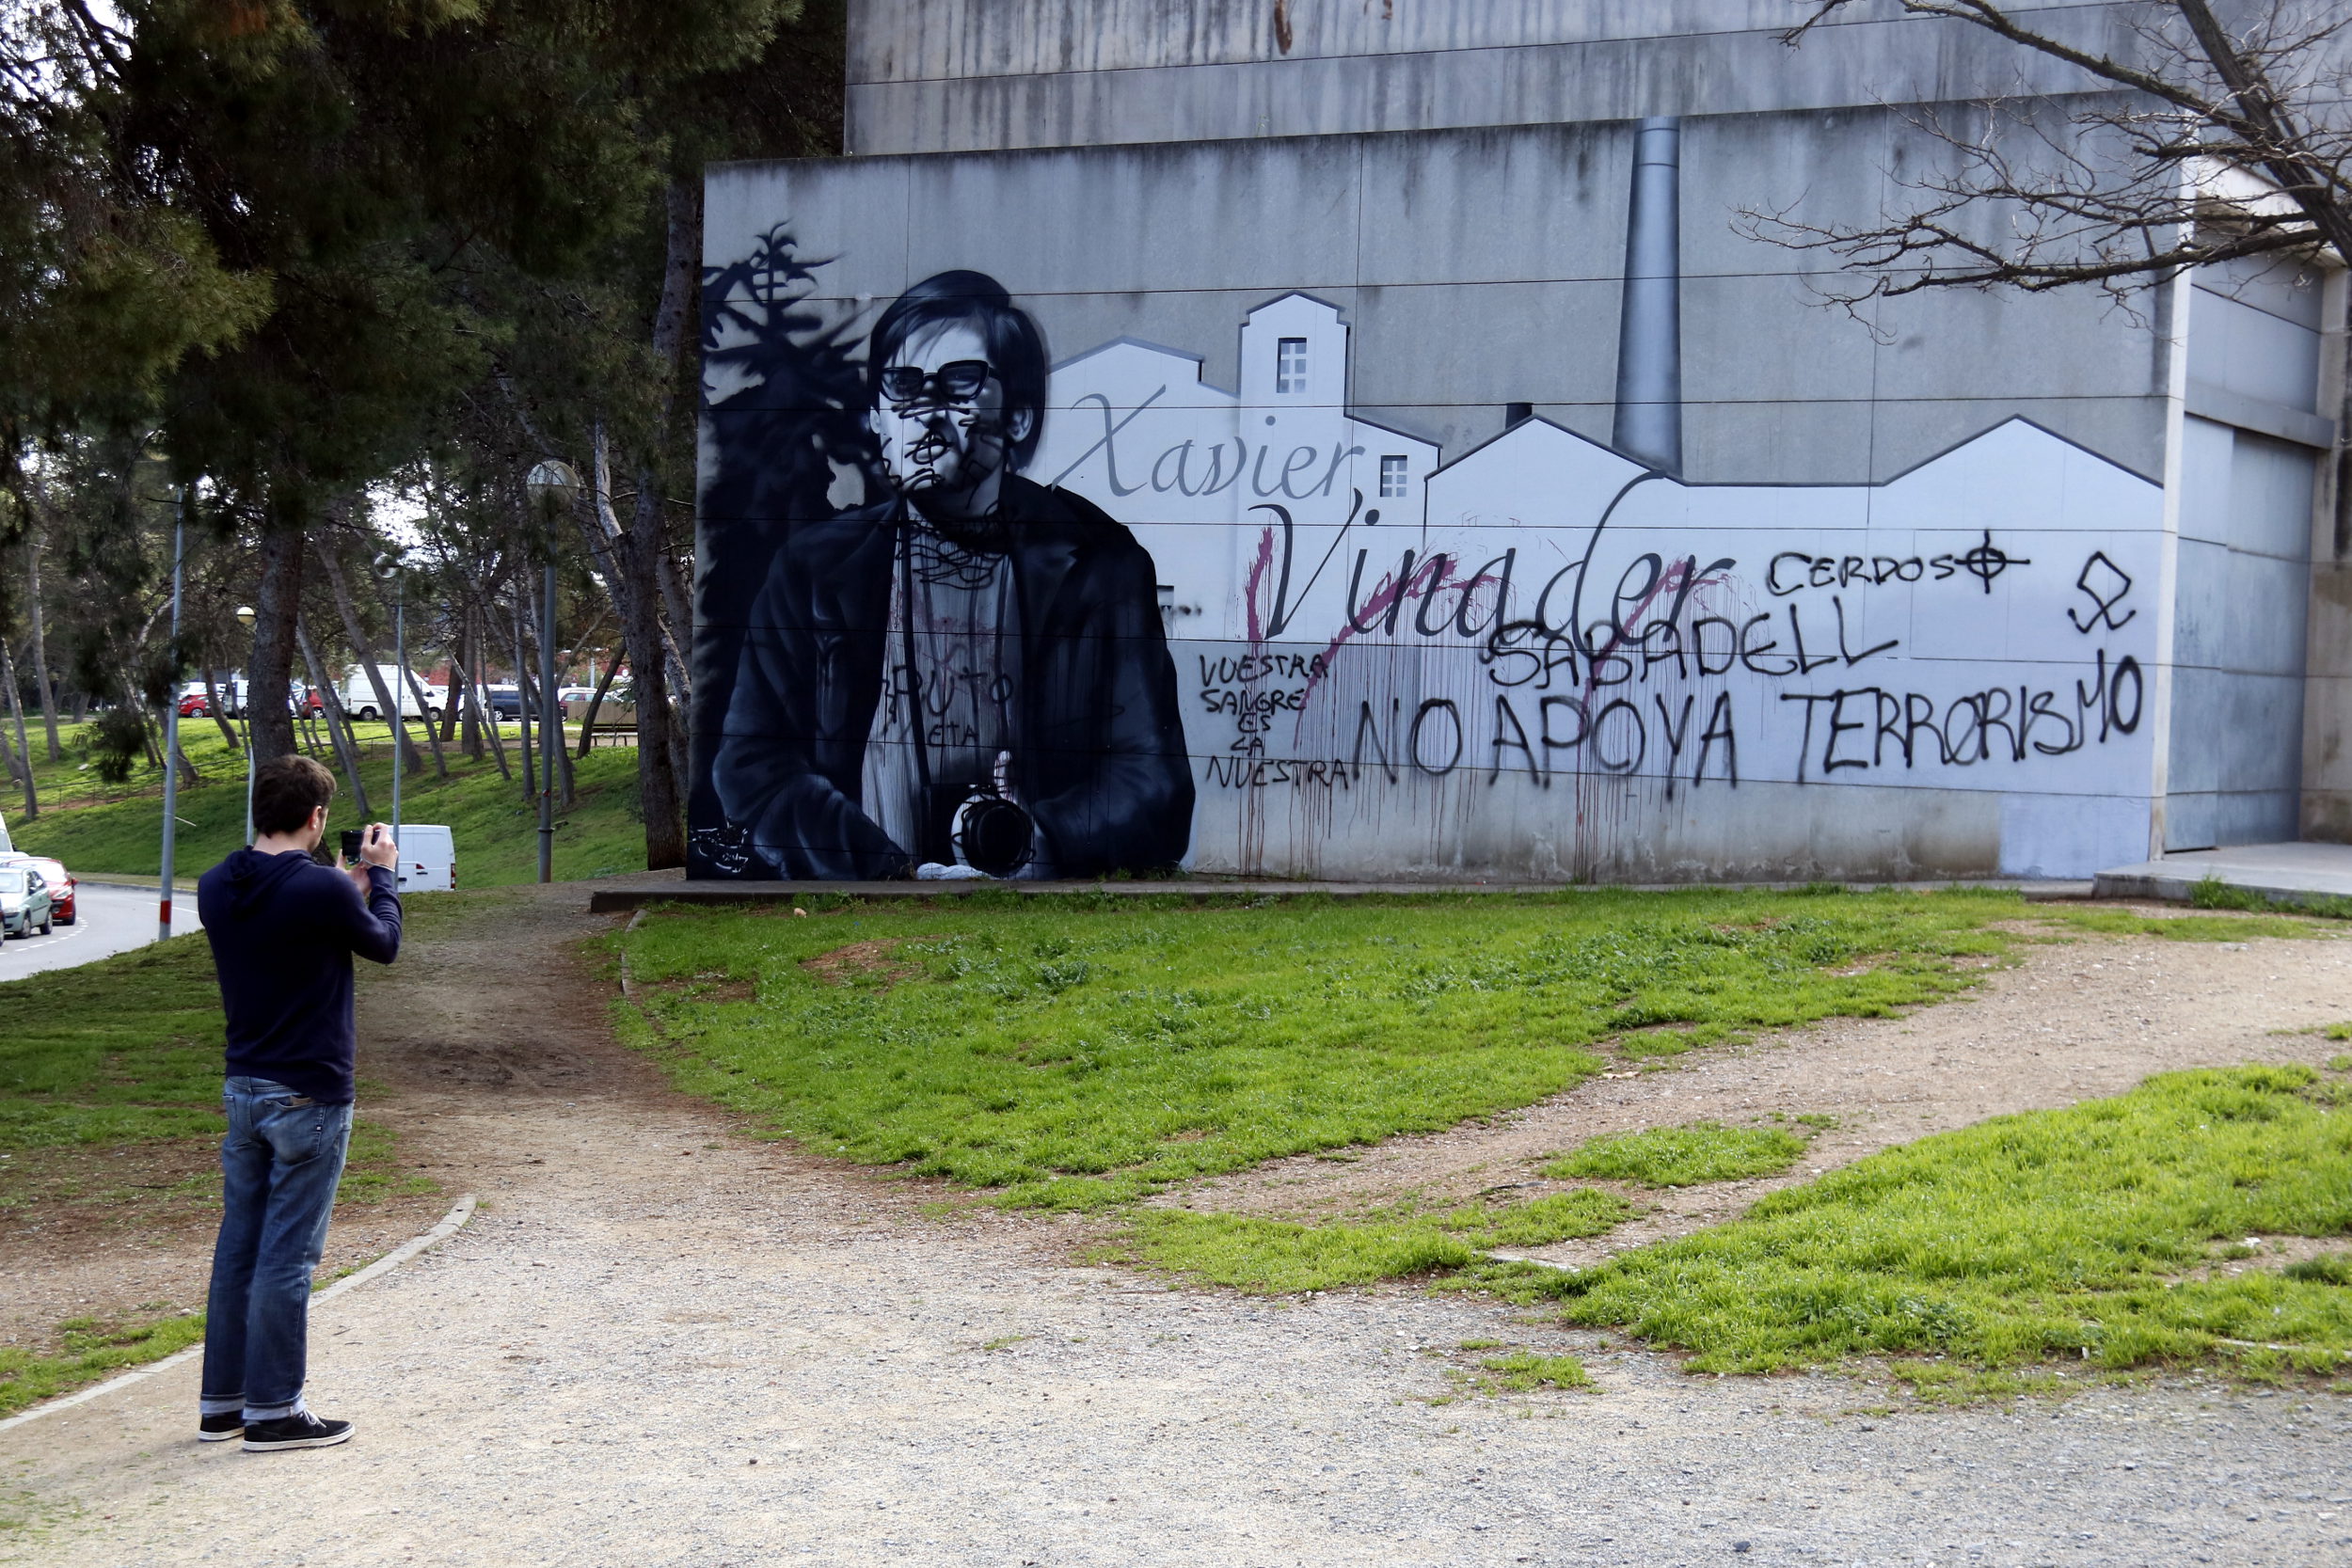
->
[0, 892, 2346, 1566]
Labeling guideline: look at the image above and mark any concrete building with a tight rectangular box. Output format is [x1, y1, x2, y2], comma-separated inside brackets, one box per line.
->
[689, 1, 2346, 884]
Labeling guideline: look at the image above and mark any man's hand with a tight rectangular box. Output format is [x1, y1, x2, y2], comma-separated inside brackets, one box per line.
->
[346, 823, 397, 895]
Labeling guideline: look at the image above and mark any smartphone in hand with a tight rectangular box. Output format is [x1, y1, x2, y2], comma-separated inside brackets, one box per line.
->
[340, 828, 366, 863]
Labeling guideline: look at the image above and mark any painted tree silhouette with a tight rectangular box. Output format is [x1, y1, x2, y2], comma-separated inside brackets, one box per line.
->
[690, 224, 878, 870]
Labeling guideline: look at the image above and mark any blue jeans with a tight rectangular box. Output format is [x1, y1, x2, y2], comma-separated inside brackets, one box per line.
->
[200, 1077, 353, 1421]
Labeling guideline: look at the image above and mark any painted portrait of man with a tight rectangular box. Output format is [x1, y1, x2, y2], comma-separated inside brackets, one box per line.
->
[710, 270, 1194, 879]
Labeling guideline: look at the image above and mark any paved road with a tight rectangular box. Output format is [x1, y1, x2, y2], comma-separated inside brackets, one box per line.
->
[0, 880, 201, 980]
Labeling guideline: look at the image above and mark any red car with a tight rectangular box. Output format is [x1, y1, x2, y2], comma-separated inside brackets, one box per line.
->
[177, 692, 213, 718]
[22, 856, 72, 924]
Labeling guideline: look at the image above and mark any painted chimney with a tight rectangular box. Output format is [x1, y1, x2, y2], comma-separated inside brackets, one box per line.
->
[1613, 117, 1683, 476]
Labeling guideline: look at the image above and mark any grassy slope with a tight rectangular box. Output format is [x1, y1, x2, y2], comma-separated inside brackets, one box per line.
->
[1528, 1063, 2352, 1389]
[8, 719, 645, 885]
[619, 885, 2088, 1209]
[621, 889, 2352, 1388]
[1545, 1119, 1811, 1186]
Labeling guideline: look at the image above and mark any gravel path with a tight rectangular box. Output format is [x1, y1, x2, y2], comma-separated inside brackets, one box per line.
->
[2, 890, 2347, 1565]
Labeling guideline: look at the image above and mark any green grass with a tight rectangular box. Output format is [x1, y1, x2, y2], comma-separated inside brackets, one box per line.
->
[10, 719, 648, 885]
[2286, 1252, 2352, 1286]
[1508, 1063, 2352, 1380]
[2189, 874, 2352, 921]
[2037, 906, 2325, 942]
[1469, 1351, 1591, 1392]
[0, 1307, 208, 1418]
[1545, 1120, 1810, 1187]
[0, 932, 228, 1149]
[1115, 1188, 1633, 1293]
[615, 885, 2086, 1209]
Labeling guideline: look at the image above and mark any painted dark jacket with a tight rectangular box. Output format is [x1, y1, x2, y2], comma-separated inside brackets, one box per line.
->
[713, 474, 1194, 879]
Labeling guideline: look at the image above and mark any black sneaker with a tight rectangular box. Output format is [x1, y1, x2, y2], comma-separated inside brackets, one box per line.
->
[241, 1412, 353, 1451]
[198, 1412, 245, 1442]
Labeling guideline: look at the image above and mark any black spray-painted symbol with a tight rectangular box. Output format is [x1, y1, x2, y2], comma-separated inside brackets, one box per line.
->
[1955, 530, 2030, 594]
[2067, 550, 2136, 633]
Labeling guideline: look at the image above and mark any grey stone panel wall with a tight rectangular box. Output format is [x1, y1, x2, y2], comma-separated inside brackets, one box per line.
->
[712, 109, 2173, 483]
[699, 99, 2181, 883]
[2168, 417, 2316, 850]
[844, 0, 2140, 153]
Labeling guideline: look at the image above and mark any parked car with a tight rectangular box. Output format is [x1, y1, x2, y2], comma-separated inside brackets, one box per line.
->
[473, 685, 567, 723]
[177, 691, 213, 718]
[0, 864, 55, 937]
[23, 857, 74, 924]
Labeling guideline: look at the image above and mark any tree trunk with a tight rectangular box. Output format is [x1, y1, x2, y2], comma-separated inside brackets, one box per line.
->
[510, 594, 536, 801]
[294, 613, 371, 816]
[522, 571, 577, 808]
[201, 668, 240, 751]
[318, 543, 421, 772]
[448, 642, 509, 780]
[654, 546, 692, 705]
[577, 638, 624, 759]
[247, 529, 304, 763]
[24, 535, 58, 762]
[437, 658, 462, 746]
[0, 716, 28, 823]
[458, 615, 484, 759]
[401, 663, 450, 779]
[0, 639, 36, 820]
[621, 178, 699, 871]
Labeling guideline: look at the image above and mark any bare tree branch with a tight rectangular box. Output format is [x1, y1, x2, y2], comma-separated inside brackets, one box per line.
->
[1761, 1, 2352, 308]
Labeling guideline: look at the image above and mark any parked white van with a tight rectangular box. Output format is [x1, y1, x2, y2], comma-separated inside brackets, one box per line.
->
[340, 665, 439, 722]
[391, 824, 455, 892]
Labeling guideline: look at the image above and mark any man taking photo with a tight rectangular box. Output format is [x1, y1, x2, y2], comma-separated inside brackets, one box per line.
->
[195, 754, 401, 1451]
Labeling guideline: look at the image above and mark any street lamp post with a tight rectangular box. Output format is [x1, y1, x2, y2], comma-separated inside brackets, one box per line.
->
[157, 489, 186, 943]
[235, 604, 257, 845]
[523, 461, 576, 885]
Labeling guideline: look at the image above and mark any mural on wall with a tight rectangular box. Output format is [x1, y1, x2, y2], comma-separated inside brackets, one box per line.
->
[699, 268, 1192, 879]
[693, 121, 2165, 882]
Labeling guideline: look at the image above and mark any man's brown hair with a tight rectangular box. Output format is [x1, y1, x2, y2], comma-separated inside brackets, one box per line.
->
[251, 754, 336, 837]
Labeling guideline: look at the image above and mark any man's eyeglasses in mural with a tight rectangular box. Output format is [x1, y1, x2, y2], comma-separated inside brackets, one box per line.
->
[879, 359, 994, 406]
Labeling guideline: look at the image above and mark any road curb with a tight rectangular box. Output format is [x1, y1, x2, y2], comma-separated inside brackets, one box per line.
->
[0, 1192, 478, 1435]
[72, 877, 200, 895]
[589, 876, 2100, 912]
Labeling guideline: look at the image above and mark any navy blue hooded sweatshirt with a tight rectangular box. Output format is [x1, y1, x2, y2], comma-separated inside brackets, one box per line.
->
[199, 848, 402, 1104]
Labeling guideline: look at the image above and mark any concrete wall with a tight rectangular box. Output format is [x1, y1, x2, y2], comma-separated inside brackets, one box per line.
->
[712, 111, 2173, 483]
[2301, 268, 2352, 842]
[691, 104, 2176, 882]
[845, 0, 2143, 154]
[2152, 255, 2331, 850]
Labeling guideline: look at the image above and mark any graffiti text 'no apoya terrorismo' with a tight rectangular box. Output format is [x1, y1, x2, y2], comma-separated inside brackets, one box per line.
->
[1201, 513, 2143, 793]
